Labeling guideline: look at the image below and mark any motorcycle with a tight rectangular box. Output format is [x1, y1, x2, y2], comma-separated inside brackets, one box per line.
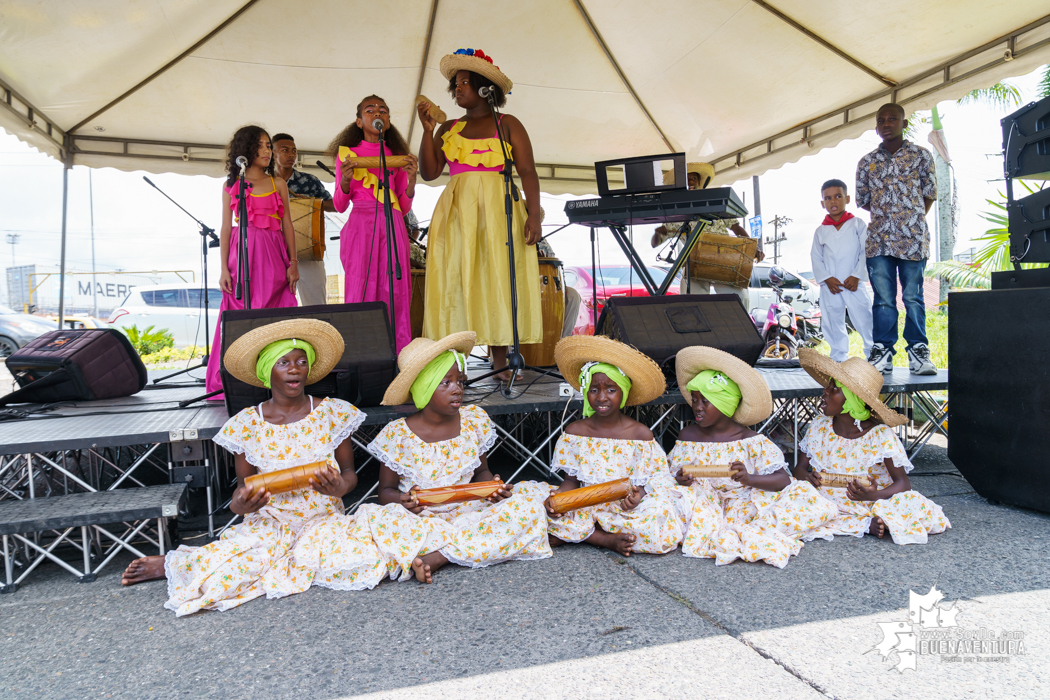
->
[753, 266, 806, 360]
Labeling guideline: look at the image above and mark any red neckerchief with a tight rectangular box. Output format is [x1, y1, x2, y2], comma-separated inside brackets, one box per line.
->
[822, 211, 854, 227]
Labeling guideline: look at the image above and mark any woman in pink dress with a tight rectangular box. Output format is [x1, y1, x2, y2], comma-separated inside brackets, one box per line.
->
[205, 125, 299, 394]
[327, 95, 418, 352]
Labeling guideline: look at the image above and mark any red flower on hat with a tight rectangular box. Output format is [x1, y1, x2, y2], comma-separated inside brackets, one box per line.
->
[473, 49, 494, 65]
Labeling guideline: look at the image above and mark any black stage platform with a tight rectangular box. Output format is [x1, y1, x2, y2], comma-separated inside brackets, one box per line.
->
[0, 364, 947, 456]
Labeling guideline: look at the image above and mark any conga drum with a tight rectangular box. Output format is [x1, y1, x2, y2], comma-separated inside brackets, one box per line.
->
[520, 258, 565, 367]
[289, 197, 325, 262]
[687, 230, 756, 288]
[410, 270, 426, 339]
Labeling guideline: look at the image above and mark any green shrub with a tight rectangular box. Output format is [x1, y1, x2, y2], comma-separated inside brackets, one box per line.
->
[123, 325, 175, 356]
[139, 345, 205, 368]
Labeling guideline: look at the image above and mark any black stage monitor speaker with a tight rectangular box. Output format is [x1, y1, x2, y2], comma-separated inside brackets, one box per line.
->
[1006, 185, 1050, 265]
[1002, 95, 1050, 180]
[595, 295, 763, 376]
[220, 302, 396, 416]
[1, 329, 146, 405]
[948, 287, 1050, 513]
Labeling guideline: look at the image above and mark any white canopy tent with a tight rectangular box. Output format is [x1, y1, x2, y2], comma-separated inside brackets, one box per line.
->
[2, 0, 1049, 321]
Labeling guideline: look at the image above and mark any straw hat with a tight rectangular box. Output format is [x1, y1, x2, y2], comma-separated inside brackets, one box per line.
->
[381, 331, 476, 406]
[440, 48, 513, 95]
[224, 319, 344, 388]
[554, 335, 666, 406]
[798, 349, 907, 427]
[675, 346, 772, 426]
[662, 161, 717, 188]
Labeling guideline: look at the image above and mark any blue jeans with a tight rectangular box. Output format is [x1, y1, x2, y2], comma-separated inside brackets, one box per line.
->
[866, 255, 928, 352]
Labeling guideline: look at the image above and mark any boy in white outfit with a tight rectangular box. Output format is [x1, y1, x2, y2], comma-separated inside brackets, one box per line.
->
[810, 179, 874, 362]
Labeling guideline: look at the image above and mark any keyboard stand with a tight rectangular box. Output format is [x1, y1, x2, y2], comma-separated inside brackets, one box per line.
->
[593, 217, 708, 298]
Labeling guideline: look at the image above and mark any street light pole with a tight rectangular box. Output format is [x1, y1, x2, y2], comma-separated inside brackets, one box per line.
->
[89, 170, 98, 318]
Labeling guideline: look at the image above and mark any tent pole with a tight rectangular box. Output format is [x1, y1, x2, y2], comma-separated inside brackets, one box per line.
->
[58, 152, 70, 327]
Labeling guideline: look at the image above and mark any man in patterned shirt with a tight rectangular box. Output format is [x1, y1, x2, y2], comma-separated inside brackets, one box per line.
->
[855, 104, 937, 375]
[273, 133, 334, 306]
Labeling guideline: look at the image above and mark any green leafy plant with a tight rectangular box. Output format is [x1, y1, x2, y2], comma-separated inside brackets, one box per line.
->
[139, 345, 205, 368]
[123, 325, 175, 355]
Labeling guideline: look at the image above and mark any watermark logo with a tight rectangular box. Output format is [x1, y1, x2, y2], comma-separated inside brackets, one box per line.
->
[870, 586, 1025, 671]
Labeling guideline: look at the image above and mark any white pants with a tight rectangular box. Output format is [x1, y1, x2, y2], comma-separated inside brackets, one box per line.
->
[819, 285, 873, 361]
[296, 260, 328, 306]
[680, 277, 748, 308]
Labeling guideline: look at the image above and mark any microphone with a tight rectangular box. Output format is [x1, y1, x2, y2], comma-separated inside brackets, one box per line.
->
[315, 160, 336, 177]
[372, 118, 384, 132]
[235, 155, 248, 170]
[479, 85, 494, 98]
[143, 176, 157, 188]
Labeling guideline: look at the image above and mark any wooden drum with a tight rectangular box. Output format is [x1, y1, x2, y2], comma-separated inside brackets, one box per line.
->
[687, 231, 757, 289]
[520, 258, 565, 367]
[410, 269, 426, 339]
[290, 196, 325, 262]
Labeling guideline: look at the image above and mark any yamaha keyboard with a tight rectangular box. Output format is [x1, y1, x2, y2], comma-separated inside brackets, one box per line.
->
[564, 187, 747, 227]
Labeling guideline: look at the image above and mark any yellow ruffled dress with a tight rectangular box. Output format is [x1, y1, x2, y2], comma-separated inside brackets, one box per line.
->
[424, 120, 542, 345]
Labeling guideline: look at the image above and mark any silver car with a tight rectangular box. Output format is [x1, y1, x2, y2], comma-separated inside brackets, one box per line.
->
[0, 305, 58, 357]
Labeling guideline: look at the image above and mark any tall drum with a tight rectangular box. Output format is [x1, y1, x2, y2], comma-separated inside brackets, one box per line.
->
[289, 196, 325, 262]
[520, 258, 565, 367]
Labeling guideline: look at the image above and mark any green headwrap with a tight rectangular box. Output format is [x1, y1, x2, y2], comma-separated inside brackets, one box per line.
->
[686, 370, 742, 419]
[835, 380, 871, 422]
[579, 362, 631, 417]
[410, 350, 466, 410]
[256, 338, 316, 389]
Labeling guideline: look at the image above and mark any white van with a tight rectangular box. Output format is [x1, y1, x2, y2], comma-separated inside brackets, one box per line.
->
[107, 284, 221, 348]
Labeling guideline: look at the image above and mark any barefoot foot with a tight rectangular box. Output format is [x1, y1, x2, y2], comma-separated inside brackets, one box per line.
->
[868, 516, 886, 539]
[411, 551, 449, 583]
[121, 555, 166, 586]
[587, 528, 636, 556]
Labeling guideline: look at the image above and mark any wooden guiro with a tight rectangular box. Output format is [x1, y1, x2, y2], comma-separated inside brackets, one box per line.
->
[245, 461, 331, 495]
[548, 478, 633, 514]
[412, 479, 506, 506]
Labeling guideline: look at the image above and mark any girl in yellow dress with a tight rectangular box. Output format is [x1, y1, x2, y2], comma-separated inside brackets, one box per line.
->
[793, 349, 951, 544]
[416, 48, 542, 381]
[545, 336, 683, 556]
[120, 320, 403, 615]
[669, 347, 837, 568]
[371, 332, 553, 583]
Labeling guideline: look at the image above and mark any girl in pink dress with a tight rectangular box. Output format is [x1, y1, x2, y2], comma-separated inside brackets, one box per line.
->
[327, 95, 418, 352]
[205, 126, 299, 394]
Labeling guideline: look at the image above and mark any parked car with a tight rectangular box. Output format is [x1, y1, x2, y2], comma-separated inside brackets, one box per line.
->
[107, 284, 222, 348]
[564, 265, 682, 335]
[0, 305, 58, 357]
[745, 263, 819, 315]
[49, 315, 107, 330]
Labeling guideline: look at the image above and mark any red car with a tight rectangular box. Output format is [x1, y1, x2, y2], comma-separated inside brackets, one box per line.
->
[564, 265, 682, 335]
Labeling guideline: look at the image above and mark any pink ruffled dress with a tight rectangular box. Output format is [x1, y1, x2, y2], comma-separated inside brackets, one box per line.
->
[334, 141, 413, 352]
[205, 177, 298, 393]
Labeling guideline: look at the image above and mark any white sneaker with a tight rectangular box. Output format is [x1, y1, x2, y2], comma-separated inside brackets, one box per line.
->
[908, 343, 937, 375]
[867, 343, 893, 374]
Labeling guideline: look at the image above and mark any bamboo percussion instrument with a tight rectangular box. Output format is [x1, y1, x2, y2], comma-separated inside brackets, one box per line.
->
[340, 154, 412, 169]
[415, 95, 447, 124]
[548, 478, 633, 514]
[413, 479, 505, 506]
[245, 461, 332, 495]
[814, 471, 871, 489]
[681, 464, 736, 479]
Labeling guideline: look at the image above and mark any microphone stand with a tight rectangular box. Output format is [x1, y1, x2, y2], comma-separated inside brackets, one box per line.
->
[141, 176, 219, 384]
[376, 124, 401, 356]
[235, 162, 252, 310]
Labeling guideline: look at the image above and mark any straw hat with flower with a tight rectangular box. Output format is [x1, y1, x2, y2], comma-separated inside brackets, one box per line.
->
[554, 335, 666, 406]
[382, 331, 476, 406]
[440, 48, 512, 95]
[662, 161, 717, 188]
[224, 319, 344, 388]
[798, 348, 907, 427]
[675, 346, 772, 426]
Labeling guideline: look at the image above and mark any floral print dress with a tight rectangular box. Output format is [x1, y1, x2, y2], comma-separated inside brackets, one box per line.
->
[163, 398, 390, 616]
[547, 434, 683, 553]
[667, 437, 836, 568]
[366, 404, 552, 569]
[799, 415, 951, 545]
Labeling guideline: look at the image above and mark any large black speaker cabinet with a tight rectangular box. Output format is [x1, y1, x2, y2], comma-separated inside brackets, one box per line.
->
[595, 294, 763, 374]
[1003, 95, 1050, 180]
[948, 288, 1050, 513]
[220, 302, 396, 416]
[1006, 180, 1050, 265]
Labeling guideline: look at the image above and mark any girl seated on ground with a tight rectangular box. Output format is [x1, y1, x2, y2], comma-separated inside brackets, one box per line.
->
[121, 320, 398, 615]
[793, 349, 951, 545]
[669, 347, 836, 568]
[370, 332, 553, 583]
[545, 336, 682, 556]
